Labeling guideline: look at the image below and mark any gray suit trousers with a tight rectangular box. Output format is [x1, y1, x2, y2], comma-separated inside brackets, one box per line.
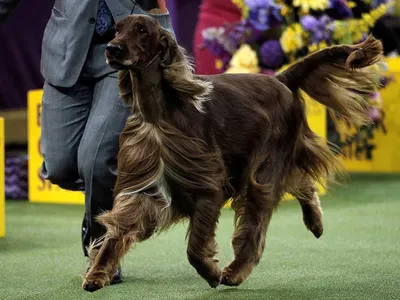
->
[39, 1, 175, 256]
[40, 43, 130, 255]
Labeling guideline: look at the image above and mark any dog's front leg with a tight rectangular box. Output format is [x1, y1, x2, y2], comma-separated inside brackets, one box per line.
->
[187, 195, 223, 288]
[82, 193, 160, 292]
[82, 235, 130, 292]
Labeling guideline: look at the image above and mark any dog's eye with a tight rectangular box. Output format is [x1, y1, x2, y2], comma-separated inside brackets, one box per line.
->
[138, 26, 147, 34]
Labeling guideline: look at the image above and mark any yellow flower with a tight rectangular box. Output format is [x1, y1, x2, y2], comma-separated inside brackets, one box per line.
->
[276, 63, 291, 73]
[347, 1, 357, 8]
[231, 0, 250, 19]
[348, 19, 365, 42]
[226, 44, 260, 74]
[333, 20, 346, 41]
[280, 23, 305, 53]
[319, 41, 328, 49]
[215, 59, 223, 70]
[369, 4, 388, 23]
[226, 66, 258, 74]
[281, 4, 290, 16]
[292, 0, 329, 13]
[308, 41, 328, 54]
[359, 4, 388, 31]
[308, 41, 328, 53]
[334, 4, 388, 44]
[308, 44, 318, 53]
[362, 13, 375, 27]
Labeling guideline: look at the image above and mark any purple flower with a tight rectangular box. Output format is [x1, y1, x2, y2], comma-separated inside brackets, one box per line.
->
[204, 40, 228, 57]
[201, 27, 231, 59]
[328, 0, 353, 19]
[301, 15, 334, 43]
[359, 33, 369, 43]
[261, 69, 275, 76]
[245, 0, 275, 9]
[238, 19, 264, 43]
[225, 21, 250, 50]
[245, 0, 283, 31]
[260, 40, 285, 69]
[301, 16, 318, 31]
[202, 26, 237, 56]
[369, 107, 381, 121]
[380, 74, 394, 88]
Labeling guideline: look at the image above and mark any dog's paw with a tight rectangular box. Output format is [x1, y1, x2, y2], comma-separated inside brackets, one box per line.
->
[301, 194, 324, 239]
[190, 256, 222, 288]
[206, 271, 222, 288]
[220, 267, 245, 287]
[309, 222, 323, 239]
[221, 267, 237, 286]
[303, 213, 323, 239]
[82, 271, 109, 292]
[202, 260, 222, 288]
[82, 279, 105, 292]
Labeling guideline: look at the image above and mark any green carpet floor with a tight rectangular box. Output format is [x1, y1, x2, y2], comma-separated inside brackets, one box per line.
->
[0, 174, 399, 300]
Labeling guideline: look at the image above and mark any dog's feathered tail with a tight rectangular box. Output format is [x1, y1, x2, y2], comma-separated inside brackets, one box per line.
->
[276, 35, 383, 127]
[275, 35, 383, 190]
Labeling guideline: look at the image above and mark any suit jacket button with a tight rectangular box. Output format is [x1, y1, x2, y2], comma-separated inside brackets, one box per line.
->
[89, 17, 96, 24]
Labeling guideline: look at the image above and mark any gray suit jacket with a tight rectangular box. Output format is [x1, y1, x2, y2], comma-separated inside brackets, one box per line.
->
[40, 0, 174, 87]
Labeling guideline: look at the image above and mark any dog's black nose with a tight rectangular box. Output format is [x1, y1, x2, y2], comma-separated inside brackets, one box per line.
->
[106, 44, 122, 56]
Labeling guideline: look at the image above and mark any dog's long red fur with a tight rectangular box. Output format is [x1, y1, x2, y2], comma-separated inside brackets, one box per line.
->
[82, 14, 383, 292]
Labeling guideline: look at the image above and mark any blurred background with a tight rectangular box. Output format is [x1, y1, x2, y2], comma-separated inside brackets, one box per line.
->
[0, 1, 400, 299]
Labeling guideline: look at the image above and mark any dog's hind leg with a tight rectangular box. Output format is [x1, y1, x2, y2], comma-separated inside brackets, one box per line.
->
[292, 182, 324, 238]
[186, 193, 224, 288]
[221, 168, 282, 287]
[82, 193, 168, 292]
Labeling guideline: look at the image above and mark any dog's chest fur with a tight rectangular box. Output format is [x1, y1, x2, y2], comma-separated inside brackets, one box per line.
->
[117, 117, 223, 206]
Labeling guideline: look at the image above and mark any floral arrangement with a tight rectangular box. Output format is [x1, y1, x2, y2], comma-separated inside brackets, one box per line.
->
[202, 0, 392, 74]
[201, 0, 395, 158]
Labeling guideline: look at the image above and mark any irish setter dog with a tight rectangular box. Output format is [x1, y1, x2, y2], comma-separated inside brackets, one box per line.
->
[82, 14, 383, 292]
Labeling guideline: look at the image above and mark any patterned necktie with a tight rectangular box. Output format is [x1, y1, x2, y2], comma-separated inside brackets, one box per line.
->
[95, 0, 114, 36]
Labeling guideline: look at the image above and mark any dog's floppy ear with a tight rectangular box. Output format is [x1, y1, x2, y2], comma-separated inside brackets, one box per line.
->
[158, 28, 213, 113]
[159, 29, 181, 66]
[118, 69, 133, 105]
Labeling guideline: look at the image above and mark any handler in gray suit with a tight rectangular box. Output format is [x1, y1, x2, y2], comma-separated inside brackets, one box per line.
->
[1, 0, 175, 284]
